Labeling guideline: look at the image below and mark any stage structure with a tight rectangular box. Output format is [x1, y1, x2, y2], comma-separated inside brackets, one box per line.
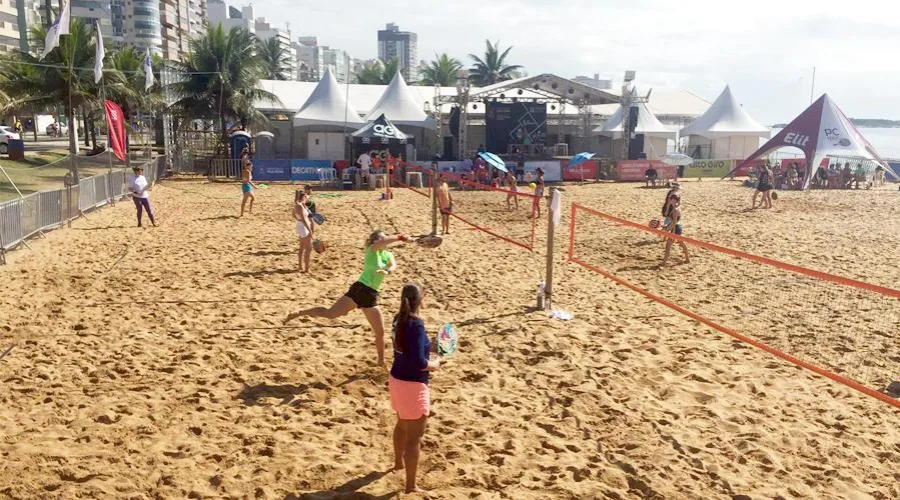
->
[436, 74, 619, 159]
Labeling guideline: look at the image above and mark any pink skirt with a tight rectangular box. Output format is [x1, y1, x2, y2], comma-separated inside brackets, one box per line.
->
[389, 375, 430, 420]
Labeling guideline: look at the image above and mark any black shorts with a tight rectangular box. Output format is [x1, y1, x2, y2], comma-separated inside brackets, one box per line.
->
[345, 281, 378, 308]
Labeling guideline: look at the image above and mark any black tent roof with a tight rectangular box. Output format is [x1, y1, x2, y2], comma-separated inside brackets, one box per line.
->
[351, 114, 412, 144]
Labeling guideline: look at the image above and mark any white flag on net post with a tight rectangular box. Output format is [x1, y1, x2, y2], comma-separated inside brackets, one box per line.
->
[551, 189, 562, 227]
[93, 22, 104, 84]
[41, 0, 71, 60]
[143, 49, 154, 91]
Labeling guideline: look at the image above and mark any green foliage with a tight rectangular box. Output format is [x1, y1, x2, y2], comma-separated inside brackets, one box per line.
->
[467, 40, 523, 86]
[419, 53, 463, 86]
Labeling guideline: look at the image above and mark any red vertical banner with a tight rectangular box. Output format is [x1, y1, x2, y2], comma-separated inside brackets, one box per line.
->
[104, 100, 126, 162]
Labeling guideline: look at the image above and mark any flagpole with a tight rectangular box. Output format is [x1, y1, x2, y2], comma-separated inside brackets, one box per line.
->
[67, 11, 77, 184]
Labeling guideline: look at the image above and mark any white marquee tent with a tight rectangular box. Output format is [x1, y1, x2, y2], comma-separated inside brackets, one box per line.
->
[290, 68, 365, 160]
[593, 98, 676, 160]
[365, 72, 437, 130]
[680, 85, 770, 160]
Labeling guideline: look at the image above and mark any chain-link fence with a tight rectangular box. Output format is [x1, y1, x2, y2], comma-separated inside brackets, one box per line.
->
[0, 156, 166, 264]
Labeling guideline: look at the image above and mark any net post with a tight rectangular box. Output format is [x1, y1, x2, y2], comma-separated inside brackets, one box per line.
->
[543, 188, 557, 310]
[430, 162, 438, 236]
[568, 203, 577, 260]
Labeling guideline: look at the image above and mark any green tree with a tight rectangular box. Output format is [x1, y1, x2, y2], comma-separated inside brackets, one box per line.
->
[467, 40, 523, 86]
[354, 58, 399, 85]
[419, 53, 463, 86]
[0, 18, 116, 180]
[167, 24, 280, 148]
[257, 37, 290, 80]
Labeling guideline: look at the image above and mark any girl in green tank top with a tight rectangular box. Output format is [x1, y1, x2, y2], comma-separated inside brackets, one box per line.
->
[284, 230, 410, 365]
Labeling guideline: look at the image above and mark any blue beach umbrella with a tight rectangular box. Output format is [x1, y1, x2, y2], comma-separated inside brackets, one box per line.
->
[567, 152, 595, 169]
[477, 151, 508, 173]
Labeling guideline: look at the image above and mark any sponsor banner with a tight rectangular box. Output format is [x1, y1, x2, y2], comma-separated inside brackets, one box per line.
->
[616, 160, 677, 182]
[684, 159, 734, 178]
[251, 159, 291, 181]
[563, 160, 598, 181]
[522, 161, 561, 182]
[291, 159, 333, 182]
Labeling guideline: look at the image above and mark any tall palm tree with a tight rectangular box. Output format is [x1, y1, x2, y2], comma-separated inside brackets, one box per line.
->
[257, 37, 290, 80]
[419, 53, 463, 86]
[354, 59, 399, 85]
[467, 40, 523, 86]
[167, 24, 280, 148]
[0, 19, 111, 180]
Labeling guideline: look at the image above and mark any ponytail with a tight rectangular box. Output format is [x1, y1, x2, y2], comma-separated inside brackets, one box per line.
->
[366, 230, 385, 249]
[392, 283, 423, 354]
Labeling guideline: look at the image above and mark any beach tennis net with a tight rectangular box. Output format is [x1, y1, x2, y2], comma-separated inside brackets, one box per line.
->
[568, 203, 900, 409]
[393, 166, 538, 252]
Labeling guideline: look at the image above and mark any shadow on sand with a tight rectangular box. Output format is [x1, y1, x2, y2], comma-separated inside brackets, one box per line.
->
[285, 470, 395, 500]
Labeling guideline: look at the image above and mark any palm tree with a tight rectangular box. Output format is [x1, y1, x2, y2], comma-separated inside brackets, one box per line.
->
[354, 59, 399, 85]
[419, 53, 463, 86]
[0, 19, 111, 180]
[167, 24, 280, 149]
[106, 46, 165, 160]
[467, 40, 523, 86]
[257, 37, 290, 80]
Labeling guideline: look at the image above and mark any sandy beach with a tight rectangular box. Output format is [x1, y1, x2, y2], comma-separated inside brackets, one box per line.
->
[0, 178, 897, 498]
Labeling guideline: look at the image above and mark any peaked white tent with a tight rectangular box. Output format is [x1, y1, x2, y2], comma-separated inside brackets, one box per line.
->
[292, 68, 364, 128]
[290, 68, 364, 160]
[365, 72, 436, 130]
[593, 99, 676, 160]
[680, 86, 770, 160]
[726, 93, 892, 188]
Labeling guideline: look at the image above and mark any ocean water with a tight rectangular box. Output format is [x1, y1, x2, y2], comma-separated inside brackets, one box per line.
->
[769, 127, 900, 159]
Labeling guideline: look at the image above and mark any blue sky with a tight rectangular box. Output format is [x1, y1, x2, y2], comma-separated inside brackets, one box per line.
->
[253, 0, 900, 123]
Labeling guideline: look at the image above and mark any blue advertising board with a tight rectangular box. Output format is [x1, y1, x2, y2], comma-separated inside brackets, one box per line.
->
[252, 159, 291, 181]
[291, 160, 333, 182]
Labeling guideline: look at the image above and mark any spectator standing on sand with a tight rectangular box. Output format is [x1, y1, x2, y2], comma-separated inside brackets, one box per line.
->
[128, 165, 156, 227]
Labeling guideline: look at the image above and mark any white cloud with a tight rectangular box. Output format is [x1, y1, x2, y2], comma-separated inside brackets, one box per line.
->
[252, 0, 900, 122]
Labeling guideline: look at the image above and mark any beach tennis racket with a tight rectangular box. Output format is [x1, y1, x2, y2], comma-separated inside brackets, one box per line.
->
[312, 213, 325, 225]
[649, 218, 661, 229]
[257, 183, 269, 189]
[436, 323, 458, 357]
[312, 239, 325, 254]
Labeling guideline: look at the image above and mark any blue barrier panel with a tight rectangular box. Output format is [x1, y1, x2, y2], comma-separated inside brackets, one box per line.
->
[291, 160, 332, 182]
[252, 159, 291, 181]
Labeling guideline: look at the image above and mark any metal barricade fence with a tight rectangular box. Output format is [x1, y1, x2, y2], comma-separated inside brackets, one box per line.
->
[38, 190, 63, 230]
[19, 193, 41, 241]
[77, 176, 97, 212]
[1, 158, 167, 257]
[208, 159, 242, 180]
[0, 198, 23, 251]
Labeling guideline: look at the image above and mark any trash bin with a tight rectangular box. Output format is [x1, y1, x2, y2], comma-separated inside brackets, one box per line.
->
[7, 139, 24, 161]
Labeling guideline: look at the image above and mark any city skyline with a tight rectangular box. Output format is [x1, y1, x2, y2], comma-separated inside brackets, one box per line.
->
[249, 0, 900, 124]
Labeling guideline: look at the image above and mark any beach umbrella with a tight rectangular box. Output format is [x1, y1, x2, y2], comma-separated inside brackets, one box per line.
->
[478, 152, 508, 173]
[567, 152, 595, 169]
[660, 152, 694, 166]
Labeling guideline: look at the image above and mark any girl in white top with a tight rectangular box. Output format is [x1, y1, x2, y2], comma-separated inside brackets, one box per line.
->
[294, 191, 314, 273]
[128, 165, 156, 227]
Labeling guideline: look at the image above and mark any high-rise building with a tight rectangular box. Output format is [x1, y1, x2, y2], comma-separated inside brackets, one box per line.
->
[70, 0, 115, 40]
[0, 0, 18, 54]
[186, 0, 205, 41]
[377, 22, 417, 82]
[124, 0, 162, 54]
[322, 47, 350, 83]
[295, 36, 322, 81]
[111, 0, 126, 42]
[255, 17, 296, 80]
[159, 0, 190, 60]
[207, 0, 253, 33]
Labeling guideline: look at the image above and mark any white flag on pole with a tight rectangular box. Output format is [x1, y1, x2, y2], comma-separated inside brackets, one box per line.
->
[143, 49, 154, 91]
[93, 22, 105, 84]
[41, 0, 70, 60]
[551, 189, 562, 227]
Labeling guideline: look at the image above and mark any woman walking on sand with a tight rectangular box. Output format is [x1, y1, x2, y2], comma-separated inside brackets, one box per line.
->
[293, 191, 314, 273]
[660, 190, 690, 266]
[389, 282, 441, 494]
[240, 152, 258, 217]
[128, 165, 156, 227]
[283, 231, 409, 365]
